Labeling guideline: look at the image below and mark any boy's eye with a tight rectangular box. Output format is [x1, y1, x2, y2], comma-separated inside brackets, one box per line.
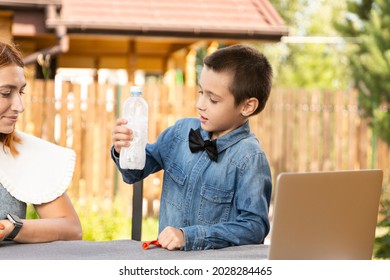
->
[209, 98, 218, 104]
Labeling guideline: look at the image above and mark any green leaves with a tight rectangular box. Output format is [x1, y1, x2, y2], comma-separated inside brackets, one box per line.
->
[335, 0, 390, 146]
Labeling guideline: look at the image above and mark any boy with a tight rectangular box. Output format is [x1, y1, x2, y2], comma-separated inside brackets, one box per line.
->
[111, 44, 273, 251]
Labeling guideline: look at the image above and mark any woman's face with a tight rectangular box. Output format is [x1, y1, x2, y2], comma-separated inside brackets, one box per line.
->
[0, 64, 26, 134]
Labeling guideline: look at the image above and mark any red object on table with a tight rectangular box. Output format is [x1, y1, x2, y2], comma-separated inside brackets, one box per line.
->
[142, 240, 161, 250]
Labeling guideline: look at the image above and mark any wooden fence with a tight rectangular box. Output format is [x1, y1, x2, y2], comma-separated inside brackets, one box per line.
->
[17, 80, 390, 217]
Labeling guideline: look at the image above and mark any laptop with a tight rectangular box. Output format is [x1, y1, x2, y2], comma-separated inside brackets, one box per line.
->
[268, 169, 383, 260]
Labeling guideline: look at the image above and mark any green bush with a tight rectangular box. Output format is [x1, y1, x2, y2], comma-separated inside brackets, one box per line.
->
[373, 198, 390, 259]
[26, 197, 159, 242]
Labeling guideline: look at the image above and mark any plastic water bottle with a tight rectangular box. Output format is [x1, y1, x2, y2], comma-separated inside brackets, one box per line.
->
[119, 86, 148, 170]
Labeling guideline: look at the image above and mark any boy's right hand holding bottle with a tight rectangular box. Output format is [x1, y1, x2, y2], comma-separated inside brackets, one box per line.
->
[112, 118, 133, 155]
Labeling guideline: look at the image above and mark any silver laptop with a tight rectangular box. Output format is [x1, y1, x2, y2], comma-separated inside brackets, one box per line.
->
[268, 169, 383, 260]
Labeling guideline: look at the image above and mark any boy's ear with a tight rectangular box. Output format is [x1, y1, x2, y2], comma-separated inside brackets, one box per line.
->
[241, 98, 259, 117]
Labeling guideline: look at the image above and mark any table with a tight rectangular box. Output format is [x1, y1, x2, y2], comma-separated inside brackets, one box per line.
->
[0, 239, 269, 260]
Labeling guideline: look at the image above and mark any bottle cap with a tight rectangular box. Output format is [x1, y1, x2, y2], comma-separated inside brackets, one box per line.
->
[130, 86, 142, 95]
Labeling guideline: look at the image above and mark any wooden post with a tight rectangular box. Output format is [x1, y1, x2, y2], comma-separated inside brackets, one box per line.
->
[132, 181, 143, 241]
[185, 48, 197, 87]
[0, 11, 13, 43]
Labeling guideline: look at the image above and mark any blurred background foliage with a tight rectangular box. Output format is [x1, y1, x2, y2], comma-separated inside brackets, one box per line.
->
[27, 200, 159, 242]
[261, 0, 351, 90]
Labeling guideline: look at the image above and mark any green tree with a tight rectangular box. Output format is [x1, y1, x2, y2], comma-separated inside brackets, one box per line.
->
[335, 0, 390, 146]
[335, 0, 390, 259]
[260, 0, 350, 90]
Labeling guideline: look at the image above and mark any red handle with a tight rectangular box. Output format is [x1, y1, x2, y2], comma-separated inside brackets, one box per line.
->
[142, 240, 161, 250]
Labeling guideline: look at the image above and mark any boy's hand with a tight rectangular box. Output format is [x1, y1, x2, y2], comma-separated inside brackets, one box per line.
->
[158, 226, 185, 250]
[112, 118, 133, 154]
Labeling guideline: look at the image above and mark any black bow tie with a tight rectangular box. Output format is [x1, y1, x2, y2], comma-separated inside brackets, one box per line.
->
[189, 128, 218, 162]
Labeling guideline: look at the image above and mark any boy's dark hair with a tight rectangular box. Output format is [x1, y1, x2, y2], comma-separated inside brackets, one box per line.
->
[203, 44, 272, 115]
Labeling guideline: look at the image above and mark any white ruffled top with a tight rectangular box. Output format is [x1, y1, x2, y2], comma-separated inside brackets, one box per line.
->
[0, 130, 76, 204]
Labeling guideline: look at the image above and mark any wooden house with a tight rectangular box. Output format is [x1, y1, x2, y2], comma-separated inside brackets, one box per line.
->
[0, 0, 288, 85]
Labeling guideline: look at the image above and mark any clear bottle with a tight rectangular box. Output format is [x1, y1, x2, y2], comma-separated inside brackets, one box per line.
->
[119, 86, 148, 170]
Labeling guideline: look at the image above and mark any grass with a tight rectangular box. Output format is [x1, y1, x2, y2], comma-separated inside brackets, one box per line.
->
[373, 198, 390, 259]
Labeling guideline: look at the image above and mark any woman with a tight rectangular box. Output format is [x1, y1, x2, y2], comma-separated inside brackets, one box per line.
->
[0, 41, 82, 243]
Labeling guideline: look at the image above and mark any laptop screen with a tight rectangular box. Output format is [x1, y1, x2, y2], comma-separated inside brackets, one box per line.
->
[268, 169, 383, 260]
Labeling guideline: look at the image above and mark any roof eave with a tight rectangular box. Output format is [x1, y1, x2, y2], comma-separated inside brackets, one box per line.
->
[46, 21, 289, 42]
[0, 0, 61, 8]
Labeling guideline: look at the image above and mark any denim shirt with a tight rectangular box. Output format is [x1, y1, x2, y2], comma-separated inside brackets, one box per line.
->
[111, 117, 272, 250]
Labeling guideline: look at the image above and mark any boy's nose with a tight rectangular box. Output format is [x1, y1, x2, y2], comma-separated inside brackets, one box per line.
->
[196, 95, 206, 110]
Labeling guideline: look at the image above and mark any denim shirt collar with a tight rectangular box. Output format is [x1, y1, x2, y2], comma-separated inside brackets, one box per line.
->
[199, 121, 251, 154]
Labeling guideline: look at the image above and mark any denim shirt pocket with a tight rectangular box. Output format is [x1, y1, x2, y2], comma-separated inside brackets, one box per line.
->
[197, 184, 234, 225]
[164, 163, 187, 210]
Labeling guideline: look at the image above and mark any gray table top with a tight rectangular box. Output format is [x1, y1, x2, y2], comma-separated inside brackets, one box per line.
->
[0, 239, 269, 260]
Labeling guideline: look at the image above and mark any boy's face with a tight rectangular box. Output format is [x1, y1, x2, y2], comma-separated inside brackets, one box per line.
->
[197, 66, 246, 139]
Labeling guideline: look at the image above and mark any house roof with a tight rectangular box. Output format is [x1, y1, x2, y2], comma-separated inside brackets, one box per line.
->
[2, 0, 288, 41]
[57, 0, 288, 40]
[1, 0, 289, 69]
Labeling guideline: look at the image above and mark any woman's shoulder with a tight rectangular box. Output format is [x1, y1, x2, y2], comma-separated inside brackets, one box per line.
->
[0, 130, 76, 205]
